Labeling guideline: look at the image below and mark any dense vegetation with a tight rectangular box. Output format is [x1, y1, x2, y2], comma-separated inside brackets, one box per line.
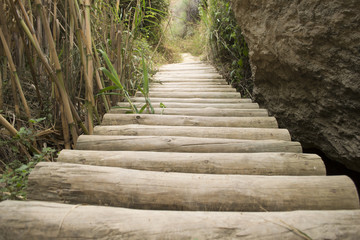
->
[0, 0, 252, 200]
[0, 0, 169, 200]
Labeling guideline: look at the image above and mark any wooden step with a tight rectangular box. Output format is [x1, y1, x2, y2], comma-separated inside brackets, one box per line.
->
[136, 92, 241, 98]
[155, 78, 226, 82]
[27, 162, 359, 211]
[155, 73, 222, 78]
[57, 150, 326, 175]
[110, 107, 268, 117]
[117, 102, 259, 109]
[3, 201, 360, 239]
[150, 87, 236, 92]
[75, 135, 302, 152]
[130, 97, 252, 103]
[102, 114, 278, 128]
[150, 84, 233, 88]
[93, 125, 291, 141]
[153, 81, 228, 85]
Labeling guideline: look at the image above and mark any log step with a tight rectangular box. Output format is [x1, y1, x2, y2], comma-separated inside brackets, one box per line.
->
[2, 201, 360, 239]
[93, 125, 291, 141]
[130, 97, 253, 103]
[150, 84, 233, 88]
[75, 135, 302, 152]
[154, 81, 228, 85]
[101, 114, 278, 128]
[110, 107, 268, 117]
[27, 162, 359, 211]
[150, 87, 236, 92]
[117, 102, 259, 109]
[135, 92, 241, 98]
[57, 150, 326, 175]
[154, 74, 223, 79]
[155, 78, 226, 83]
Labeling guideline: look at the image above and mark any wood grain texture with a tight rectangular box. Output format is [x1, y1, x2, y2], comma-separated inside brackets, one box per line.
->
[2, 201, 360, 240]
[135, 92, 241, 98]
[130, 97, 252, 103]
[101, 114, 278, 128]
[57, 150, 326, 175]
[110, 108, 268, 117]
[27, 162, 359, 211]
[75, 135, 302, 152]
[150, 87, 236, 92]
[93, 125, 291, 141]
[117, 102, 259, 109]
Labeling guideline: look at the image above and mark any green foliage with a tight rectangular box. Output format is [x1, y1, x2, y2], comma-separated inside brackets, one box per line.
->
[0, 126, 57, 201]
[200, 0, 253, 97]
[98, 49, 154, 114]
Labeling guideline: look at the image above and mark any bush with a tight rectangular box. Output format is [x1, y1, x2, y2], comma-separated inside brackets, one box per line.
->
[200, 0, 253, 98]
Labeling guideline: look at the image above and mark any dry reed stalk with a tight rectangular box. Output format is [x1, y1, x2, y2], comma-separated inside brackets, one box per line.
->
[0, 27, 33, 127]
[35, 0, 79, 144]
[0, 67, 3, 110]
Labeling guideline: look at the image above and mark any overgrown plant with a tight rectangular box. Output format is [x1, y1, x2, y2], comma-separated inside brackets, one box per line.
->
[200, 0, 253, 97]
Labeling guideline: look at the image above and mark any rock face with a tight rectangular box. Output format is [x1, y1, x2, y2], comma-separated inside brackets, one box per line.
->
[230, 0, 360, 171]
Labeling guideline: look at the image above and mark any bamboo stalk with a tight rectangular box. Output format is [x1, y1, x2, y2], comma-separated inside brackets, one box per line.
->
[84, 0, 94, 134]
[34, 0, 79, 144]
[0, 27, 33, 126]
[0, 61, 2, 110]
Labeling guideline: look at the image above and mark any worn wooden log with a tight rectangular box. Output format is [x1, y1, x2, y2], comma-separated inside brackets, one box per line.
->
[150, 84, 233, 88]
[154, 81, 228, 85]
[117, 102, 259, 109]
[75, 135, 302, 152]
[155, 78, 226, 83]
[130, 97, 252, 103]
[101, 114, 278, 128]
[93, 125, 291, 141]
[154, 74, 223, 79]
[3, 201, 360, 240]
[136, 92, 241, 98]
[155, 72, 221, 77]
[160, 65, 214, 70]
[150, 87, 236, 92]
[57, 150, 326, 175]
[27, 162, 359, 211]
[110, 107, 268, 117]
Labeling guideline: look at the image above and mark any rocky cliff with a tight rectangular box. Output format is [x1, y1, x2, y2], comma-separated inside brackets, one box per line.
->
[230, 0, 360, 171]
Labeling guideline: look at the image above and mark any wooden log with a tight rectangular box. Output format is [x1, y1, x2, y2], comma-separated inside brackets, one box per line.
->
[75, 135, 302, 153]
[136, 92, 240, 98]
[154, 74, 223, 79]
[117, 102, 259, 109]
[130, 97, 252, 103]
[3, 201, 360, 240]
[155, 78, 226, 82]
[150, 87, 236, 92]
[154, 81, 228, 85]
[27, 162, 359, 211]
[150, 84, 233, 88]
[93, 125, 291, 141]
[110, 107, 268, 117]
[57, 150, 326, 176]
[158, 69, 218, 73]
[101, 114, 278, 128]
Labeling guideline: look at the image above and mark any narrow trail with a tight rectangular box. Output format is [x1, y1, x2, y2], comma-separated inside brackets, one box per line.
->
[1, 56, 360, 239]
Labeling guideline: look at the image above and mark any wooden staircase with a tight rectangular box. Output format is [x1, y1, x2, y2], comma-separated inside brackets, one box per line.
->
[1, 61, 360, 239]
